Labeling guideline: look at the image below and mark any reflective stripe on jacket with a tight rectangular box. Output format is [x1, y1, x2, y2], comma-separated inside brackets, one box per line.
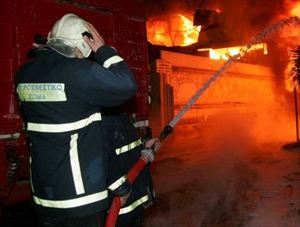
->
[15, 45, 137, 218]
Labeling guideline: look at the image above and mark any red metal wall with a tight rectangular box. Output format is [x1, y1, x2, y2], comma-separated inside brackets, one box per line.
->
[0, 1, 22, 134]
[0, 0, 149, 134]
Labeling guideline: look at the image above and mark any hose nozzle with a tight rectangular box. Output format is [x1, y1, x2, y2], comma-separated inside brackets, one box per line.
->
[159, 125, 173, 141]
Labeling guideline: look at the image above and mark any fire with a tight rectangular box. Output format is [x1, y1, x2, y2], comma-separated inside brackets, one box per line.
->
[279, 1, 300, 42]
[290, 2, 300, 16]
[146, 14, 201, 47]
[282, 2, 300, 42]
[198, 43, 268, 61]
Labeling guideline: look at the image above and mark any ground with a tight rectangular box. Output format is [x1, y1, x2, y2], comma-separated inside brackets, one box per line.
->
[144, 110, 300, 227]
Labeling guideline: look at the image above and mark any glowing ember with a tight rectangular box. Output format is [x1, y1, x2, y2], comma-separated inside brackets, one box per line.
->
[198, 43, 268, 61]
[147, 14, 201, 47]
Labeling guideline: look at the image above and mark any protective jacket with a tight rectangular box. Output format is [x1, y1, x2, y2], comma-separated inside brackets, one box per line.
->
[15, 45, 137, 218]
[101, 110, 154, 224]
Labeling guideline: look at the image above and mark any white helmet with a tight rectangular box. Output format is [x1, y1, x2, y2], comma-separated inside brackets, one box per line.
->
[47, 13, 92, 58]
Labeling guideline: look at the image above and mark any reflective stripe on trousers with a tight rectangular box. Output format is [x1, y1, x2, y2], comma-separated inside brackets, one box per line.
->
[108, 175, 127, 191]
[119, 195, 149, 215]
[115, 139, 142, 155]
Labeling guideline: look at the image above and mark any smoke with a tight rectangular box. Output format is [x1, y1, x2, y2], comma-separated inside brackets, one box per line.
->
[143, 0, 300, 54]
[146, 98, 296, 226]
[219, 0, 286, 41]
[143, 0, 289, 41]
[143, 0, 299, 51]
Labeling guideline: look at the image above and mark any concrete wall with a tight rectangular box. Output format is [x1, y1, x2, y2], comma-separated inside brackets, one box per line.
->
[160, 50, 276, 125]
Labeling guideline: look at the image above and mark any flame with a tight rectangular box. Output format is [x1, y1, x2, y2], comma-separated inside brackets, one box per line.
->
[147, 14, 201, 47]
[290, 2, 300, 16]
[283, 2, 300, 42]
[198, 43, 268, 61]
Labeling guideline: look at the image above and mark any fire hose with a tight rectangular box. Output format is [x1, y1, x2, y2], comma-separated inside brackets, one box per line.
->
[104, 16, 300, 227]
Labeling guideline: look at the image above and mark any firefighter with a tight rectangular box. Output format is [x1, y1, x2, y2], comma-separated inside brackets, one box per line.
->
[15, 13, 137, 227]
[101, 107, 161, 227]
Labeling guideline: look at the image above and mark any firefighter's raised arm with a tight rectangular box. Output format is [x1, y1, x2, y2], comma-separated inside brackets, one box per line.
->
[82, 22, 105, 52]
[44, 15, 138, 107]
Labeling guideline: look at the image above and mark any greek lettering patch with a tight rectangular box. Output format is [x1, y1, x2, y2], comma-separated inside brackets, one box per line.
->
[17, 83, 67, 102]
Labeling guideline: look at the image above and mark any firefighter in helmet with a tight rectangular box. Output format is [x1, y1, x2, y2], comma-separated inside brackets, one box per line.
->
[15, 13, 143, 227]
[101, 107, 161, 227]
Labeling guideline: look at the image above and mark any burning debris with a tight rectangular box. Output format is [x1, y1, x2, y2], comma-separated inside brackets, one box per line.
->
[146, 14, 201, 47]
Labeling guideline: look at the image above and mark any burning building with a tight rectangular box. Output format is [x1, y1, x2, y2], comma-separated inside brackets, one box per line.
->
[143, 2, 300, 226]
[145, 0, 300, 132]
